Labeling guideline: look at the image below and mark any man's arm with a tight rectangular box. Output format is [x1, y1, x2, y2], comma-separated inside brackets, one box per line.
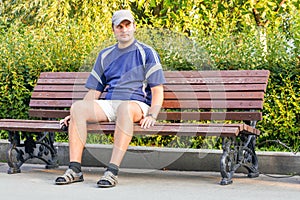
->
[148, 84, 164, 118]
[83, 89, 102, 101]
[140, 84, 164, 129]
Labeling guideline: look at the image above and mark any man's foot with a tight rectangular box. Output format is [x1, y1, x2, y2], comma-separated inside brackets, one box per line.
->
[55, 168, 84, 185]
[97, 171, 118, 188]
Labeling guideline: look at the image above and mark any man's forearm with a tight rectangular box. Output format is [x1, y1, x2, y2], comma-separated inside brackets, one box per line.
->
[149, 85, 164, 118]
[83, 89, 102, 101]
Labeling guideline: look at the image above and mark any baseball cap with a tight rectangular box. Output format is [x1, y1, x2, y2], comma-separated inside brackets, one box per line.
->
[112, 10, 134, 26]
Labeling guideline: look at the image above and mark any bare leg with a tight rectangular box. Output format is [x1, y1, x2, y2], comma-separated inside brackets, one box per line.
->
[68, 100, 108, 163]
[109, 101, 143, 166]
[97, 101, 143, 188]
[56, 100, 108, 185]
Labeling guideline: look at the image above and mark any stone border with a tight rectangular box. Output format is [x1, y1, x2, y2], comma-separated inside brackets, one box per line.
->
[0, 140, 299, 175]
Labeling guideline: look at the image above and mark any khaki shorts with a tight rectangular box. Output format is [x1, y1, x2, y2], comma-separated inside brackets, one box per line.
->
[94, 100, 150, 122]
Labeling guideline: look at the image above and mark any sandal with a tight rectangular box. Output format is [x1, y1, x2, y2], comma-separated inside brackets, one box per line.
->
[55, 168, 84, 185]
[97, 171, 118, 188]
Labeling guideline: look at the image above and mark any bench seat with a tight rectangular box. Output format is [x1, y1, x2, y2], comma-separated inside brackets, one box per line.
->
[0, 119, 259, 136]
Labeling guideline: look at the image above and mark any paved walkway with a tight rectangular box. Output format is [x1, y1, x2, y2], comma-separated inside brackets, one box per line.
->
[0, 162, 299, 200]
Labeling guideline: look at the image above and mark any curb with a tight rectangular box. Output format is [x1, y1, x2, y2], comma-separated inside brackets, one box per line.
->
[1, 140, 299, 175]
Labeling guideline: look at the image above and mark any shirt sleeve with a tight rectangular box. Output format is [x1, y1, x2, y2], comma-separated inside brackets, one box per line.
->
[85, 53, 106, 92]
[144, 48, 166, 87]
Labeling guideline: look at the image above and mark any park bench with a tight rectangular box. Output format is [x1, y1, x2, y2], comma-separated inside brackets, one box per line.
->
[0, 69, 270, 185]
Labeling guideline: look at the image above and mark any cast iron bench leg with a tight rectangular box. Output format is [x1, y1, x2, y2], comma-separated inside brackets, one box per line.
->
[7, 131, 22, 174]
[239, 135, 259, 178]
[220, 135, 260, 185]
[6, 131, 58, 174]
[220, 137, 236, 185]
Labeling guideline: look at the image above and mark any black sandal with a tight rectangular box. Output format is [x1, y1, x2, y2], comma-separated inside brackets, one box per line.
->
[55, 168, 84, 185]
[97, 171, 118, 188]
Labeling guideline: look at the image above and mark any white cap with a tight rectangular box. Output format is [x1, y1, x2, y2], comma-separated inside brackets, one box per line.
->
[112, 10, 134, 25]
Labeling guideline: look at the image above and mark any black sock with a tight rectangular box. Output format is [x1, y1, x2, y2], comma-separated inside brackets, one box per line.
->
[106, 163, 119, 176]
[69, 162, 82, 173]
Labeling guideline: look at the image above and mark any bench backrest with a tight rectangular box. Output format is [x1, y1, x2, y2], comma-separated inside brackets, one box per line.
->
[29, 70, 270, 123]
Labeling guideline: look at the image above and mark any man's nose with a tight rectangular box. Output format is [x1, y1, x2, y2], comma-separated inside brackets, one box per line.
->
[121, 26, 128, 32]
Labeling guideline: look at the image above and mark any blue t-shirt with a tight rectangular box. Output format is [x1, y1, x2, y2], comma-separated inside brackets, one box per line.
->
[85, 40, 166, 106]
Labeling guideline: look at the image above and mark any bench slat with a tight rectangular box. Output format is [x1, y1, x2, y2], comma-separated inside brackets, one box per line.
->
[162, 70, 270, 78]
[38, 70, 269, 79]
[29, 99, 264, 109]
[34, 85, 88, 92]
[28, 109, 262, 121]
[164, 84, 268, 92]
[0, 119, 259, 136]
[36, 77, 269, 85]
[162, 100, 264, 109]
[32, 84, 268, 93]
[165, 77, 269, 84]
[31, 91, 264, 100]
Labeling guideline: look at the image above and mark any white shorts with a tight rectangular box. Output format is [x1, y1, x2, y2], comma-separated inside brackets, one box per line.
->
[94, 100, 150, 122]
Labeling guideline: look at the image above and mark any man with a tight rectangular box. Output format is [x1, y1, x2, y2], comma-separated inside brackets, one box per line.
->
[55, 10, 166, 188]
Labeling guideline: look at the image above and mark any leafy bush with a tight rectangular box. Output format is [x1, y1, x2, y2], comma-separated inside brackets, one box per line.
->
[0, 0, 299, 152]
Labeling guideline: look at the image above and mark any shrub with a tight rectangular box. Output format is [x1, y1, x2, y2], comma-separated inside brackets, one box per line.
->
[0, 0, 299, 151]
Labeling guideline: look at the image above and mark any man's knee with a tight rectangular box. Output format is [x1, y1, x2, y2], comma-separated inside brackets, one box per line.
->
[116, 102, 142, 121]
[117, 102, 132, 115]
[70, 100, 89, 117]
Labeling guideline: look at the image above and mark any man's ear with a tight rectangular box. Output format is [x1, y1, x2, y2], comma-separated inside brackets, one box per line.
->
[133, 23, 137, 31]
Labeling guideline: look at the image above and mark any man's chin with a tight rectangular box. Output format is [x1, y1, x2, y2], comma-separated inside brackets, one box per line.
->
[118, 37, 134, 44]
[119, 37, 130, 41]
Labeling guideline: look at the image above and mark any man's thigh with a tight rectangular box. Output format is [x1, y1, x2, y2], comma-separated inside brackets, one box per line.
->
[95, 100, 149, 122]
[74, 100, 108, 122]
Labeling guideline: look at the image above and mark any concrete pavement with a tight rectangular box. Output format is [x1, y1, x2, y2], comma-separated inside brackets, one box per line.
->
[0, 162, 299, 200]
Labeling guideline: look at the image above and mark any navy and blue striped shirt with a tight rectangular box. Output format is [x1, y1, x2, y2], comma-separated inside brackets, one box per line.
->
[85, 40, 166, 106]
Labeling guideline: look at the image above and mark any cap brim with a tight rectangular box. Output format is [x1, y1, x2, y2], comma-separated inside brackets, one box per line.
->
[114, 18, 134, 25]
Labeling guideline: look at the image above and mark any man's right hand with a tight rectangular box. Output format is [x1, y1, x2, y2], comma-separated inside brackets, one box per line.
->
[60, 115, 71, 131]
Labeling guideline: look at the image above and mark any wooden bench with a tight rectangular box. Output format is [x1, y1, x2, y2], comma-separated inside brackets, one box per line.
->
[0, 70, 270, 185]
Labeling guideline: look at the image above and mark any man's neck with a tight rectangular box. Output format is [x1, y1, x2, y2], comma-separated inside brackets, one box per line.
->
[118, 38, 135, 49]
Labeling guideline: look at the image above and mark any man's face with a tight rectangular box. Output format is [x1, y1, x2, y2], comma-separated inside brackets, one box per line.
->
[113, 20, 136, 44]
